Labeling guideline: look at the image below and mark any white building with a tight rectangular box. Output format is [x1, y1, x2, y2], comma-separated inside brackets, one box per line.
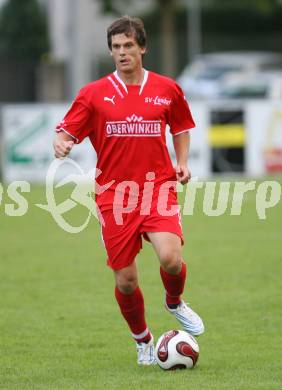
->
[45, 0, 115, 97]
[44, 0, 153, 97]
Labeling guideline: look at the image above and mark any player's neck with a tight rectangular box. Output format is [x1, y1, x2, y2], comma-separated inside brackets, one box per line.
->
[116, 68, 144, 86]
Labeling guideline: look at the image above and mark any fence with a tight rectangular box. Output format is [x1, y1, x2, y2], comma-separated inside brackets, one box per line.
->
[0, 100, 281, 184]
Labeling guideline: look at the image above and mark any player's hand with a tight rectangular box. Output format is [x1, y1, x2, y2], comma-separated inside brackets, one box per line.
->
[175, 165, 191, 185]
[53, 138, 74, 158]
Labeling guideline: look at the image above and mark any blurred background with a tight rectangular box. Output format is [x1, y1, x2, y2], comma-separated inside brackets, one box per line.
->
[1, 3, 281, 388]
[1, 0, 282, 180]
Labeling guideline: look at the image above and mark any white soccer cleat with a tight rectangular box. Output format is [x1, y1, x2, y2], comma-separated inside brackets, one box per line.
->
[165, 300, 205, 336]
[136, 337, 157, 366]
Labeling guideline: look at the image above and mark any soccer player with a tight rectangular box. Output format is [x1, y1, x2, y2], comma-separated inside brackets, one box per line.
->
[53, 15, 204, 366]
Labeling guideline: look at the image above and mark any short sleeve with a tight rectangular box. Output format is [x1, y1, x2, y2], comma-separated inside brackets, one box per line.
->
[56, 87, 93, 144]
[168, 83, 195, 135]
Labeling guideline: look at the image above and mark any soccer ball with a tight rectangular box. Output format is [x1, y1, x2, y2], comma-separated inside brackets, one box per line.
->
[155, 330, 199, 370]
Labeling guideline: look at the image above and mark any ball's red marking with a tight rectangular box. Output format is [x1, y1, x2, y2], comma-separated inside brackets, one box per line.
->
[176, 341, 199, 365]
[169, 364, 186, 370]
[157, 330, 179, 362]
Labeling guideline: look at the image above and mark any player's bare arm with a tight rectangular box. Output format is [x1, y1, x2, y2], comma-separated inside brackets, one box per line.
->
[173, 131, 191, 185]
[53, 131, 74, 158]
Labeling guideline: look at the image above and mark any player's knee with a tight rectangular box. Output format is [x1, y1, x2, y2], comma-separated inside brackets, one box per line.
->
[116, 275, 138, 294]
[160, 250, 182, 275]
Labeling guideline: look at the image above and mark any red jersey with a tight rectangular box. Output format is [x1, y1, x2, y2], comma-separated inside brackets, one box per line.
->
[56, 70, 195, 211]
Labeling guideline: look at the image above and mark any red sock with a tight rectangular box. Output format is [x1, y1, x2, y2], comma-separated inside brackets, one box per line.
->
[160, 262, 187, 306]
[115, 286, 151, 343]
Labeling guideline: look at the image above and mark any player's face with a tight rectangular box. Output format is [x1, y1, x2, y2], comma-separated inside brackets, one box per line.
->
[110, 33, 146, 74]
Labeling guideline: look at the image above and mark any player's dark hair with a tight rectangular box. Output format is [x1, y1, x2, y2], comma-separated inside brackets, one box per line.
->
[107, 15, 147, 50]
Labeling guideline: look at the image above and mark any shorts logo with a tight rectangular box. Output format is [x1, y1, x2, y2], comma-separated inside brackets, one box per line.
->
[145, 96, 172, 106]
[106, 113, 162, 137]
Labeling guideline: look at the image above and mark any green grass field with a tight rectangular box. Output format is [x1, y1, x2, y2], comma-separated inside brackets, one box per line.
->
[0, 180, 281, 389]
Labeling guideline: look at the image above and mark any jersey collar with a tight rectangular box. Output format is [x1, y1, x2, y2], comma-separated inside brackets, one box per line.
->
[113, 69, 149, 96]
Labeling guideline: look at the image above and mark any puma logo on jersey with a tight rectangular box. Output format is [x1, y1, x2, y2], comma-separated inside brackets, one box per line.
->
[104, 95, 116, 105]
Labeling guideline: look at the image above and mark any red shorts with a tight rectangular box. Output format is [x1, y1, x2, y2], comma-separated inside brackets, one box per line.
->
[100, 197, 183, 270]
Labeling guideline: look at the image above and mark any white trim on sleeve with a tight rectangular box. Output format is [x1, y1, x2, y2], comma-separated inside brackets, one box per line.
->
[172, 129, 190, 136]
[57, 128, 79, 143]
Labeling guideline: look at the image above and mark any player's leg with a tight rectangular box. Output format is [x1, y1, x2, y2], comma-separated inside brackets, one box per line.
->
[146, 231, 204, 336]
[146, 231, 185, 305]
[114, 260, 150, 342]
[114, 261, 155, 365]
[100, 209, 155, 364]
